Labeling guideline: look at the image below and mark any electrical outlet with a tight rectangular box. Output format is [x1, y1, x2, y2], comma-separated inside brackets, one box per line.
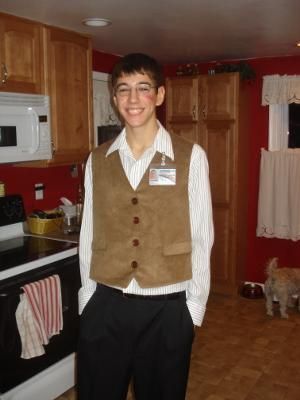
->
[35, 183, 44, 200]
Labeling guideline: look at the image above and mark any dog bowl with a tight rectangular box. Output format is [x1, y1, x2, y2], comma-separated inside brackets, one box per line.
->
[241, 283, 264, 299]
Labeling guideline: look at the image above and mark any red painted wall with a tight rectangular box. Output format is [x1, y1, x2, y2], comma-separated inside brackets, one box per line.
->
[241, 57, 300, 282]
[92, 51, 121, 74]
[0, 164, 83, 215]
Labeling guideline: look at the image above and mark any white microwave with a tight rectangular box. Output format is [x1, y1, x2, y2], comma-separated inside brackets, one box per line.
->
[0, 92, 52, 163]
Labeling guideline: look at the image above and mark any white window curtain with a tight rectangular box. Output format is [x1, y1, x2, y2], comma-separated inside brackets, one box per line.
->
[257, 149, 300, 241]
[257, 75, 300, 240]
[268, 104, 288, 151]
[262, 74, 300, 105]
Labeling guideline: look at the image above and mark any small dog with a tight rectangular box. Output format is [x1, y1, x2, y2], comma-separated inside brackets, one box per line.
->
[264, 257, 300, 318]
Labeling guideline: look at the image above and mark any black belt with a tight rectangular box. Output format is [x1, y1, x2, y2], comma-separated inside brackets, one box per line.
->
[97, 283, 184, 301]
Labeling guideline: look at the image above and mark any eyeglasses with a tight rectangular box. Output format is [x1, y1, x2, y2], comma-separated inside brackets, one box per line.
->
[114, 83, 157, 98]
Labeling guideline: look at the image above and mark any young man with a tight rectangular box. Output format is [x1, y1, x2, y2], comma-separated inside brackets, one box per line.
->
[78, 53, 214, 400]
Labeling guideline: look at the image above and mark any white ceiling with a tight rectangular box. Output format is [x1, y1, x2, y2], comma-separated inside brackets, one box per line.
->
[1, 0, 300, 64]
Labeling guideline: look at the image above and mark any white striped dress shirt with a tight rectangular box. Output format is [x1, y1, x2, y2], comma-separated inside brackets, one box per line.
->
[78, 122, 214, 326]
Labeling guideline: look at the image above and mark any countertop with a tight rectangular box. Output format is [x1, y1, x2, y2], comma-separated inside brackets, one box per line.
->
[37, 230, 80, 243]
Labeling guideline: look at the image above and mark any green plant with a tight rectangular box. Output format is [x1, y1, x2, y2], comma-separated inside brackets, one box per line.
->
[215, 62, 256, 81]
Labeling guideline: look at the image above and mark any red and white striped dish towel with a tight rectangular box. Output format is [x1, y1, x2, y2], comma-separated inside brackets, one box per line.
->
[15, 274, 63, 359]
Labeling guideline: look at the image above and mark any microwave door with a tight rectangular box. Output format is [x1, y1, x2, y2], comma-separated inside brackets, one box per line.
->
[0, 106, 39, 162]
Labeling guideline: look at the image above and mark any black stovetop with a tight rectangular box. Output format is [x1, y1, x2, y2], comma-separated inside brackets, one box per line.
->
[0, 235, 77, 272]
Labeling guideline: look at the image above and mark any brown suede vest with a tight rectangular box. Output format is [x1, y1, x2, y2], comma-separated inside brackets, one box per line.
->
[90, 133, 193, 288]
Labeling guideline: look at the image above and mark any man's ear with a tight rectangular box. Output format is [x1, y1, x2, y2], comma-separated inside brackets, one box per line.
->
[156, 86, 165, 106]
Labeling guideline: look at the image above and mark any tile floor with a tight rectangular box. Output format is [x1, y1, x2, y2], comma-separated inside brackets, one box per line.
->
[56, 293, 300, 400]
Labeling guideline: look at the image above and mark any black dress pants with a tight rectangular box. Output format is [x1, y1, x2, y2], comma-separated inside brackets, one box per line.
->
[77, 284, 194, 400]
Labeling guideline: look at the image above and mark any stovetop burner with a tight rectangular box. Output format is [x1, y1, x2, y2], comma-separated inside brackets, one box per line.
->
[0, 235, 77, 272]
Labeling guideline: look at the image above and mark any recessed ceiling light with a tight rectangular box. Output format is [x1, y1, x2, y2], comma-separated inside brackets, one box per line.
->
[82, 18, 111, 27]
[296, 41, 300, 47]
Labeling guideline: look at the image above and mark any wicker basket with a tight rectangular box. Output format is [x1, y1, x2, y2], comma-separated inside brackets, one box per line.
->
[27, 214, 63, 234]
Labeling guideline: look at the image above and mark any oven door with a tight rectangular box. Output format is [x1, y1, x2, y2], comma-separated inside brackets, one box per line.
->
[0, 254, 80, 396]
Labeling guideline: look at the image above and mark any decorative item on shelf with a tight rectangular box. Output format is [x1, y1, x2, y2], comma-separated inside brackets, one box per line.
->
[215, 61, 256, 81]
[176, 63, 199, 76]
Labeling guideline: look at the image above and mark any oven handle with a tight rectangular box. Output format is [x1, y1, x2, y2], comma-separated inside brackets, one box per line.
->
[0, 290, 69, 312]
[0, 289, 23, 297]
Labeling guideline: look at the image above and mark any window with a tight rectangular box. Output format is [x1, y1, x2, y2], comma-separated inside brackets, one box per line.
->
[262, 74, 300, 150]
[268, 104, 300, 150]
[288, 103, 300, 148]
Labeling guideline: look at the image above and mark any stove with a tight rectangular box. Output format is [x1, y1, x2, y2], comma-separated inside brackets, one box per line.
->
[0, 195, 80, 400]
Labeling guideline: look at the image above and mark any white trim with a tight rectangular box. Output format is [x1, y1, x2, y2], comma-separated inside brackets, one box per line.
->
[92, 71, 120, 145]
[92, 71, 110, 82]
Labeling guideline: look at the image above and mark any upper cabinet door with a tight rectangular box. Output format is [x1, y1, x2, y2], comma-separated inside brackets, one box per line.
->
[0, 14, 42, 94]
[199, 73, 238, 121]
[44, 27, 93, 165]
[166, 77, 198, 122]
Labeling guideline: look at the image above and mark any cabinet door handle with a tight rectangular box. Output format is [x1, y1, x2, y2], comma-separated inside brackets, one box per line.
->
[51, 140, 56, 155]
[192, 105, 197, 120]
[202, 105, 207, 119]
[1, 63, 8, 84]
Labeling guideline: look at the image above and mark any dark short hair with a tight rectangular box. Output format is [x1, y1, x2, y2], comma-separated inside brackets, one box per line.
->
[111, 53, 164, 89]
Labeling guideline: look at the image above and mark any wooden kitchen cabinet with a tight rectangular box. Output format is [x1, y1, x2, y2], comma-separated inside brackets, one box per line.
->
[43, 26, 93, 165]
[166, 76, 199, 144]
[166, 76, 198, 122]
[0, 13, 43, 94]
[166, 73, 249, 295]
[199, 73, 237, 121]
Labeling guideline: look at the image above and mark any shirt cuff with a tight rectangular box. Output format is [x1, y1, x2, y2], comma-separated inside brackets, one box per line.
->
[186, 297, 207, 327]
[78, 285, 96, 315]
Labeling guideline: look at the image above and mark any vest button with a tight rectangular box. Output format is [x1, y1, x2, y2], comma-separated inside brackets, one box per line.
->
[131, 261, 138, 269]
[132, 239, 139, 246]
[133, 216, 140, 224]
[131, 197, 138, 205]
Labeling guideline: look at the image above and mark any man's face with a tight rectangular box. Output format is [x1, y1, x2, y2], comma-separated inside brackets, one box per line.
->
[113, 72, 165, 130]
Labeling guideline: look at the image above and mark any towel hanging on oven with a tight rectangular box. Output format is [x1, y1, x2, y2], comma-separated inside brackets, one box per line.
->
[15, 274, 63, 359]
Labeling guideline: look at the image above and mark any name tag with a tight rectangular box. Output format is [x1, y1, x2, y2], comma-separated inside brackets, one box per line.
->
[149, 165, 176, 186]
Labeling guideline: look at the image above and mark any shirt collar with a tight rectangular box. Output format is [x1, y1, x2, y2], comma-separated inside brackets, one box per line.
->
[105, 121, 174, 161]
